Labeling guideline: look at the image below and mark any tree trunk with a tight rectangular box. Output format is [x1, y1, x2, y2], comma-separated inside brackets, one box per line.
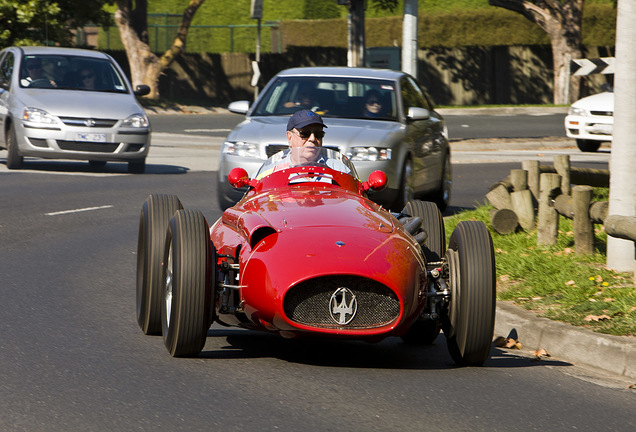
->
[489, 0, 584, 104]
[114, 0, 205, 100]
[347, 0, 366, 67]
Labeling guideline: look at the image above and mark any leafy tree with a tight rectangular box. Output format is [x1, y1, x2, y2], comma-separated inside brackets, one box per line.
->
[488, 0, 584, 104]
[0, 0, 112, 48]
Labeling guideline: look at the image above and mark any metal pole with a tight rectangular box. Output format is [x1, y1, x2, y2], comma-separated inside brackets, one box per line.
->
[254, 18, 261, 100]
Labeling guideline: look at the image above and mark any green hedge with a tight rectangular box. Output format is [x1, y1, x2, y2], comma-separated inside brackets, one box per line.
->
[285, 4, 616, 49]
[99, 3, 616, 53]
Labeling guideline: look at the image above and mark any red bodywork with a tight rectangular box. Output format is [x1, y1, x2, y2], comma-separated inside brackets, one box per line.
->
[210, 163, 427, 341]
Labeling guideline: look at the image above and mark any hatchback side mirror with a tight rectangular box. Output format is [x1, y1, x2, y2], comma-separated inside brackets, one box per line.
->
[134, 85, 151, 96]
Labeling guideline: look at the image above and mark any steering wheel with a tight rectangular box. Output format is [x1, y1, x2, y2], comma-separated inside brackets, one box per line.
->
[28, 79, 55, 88]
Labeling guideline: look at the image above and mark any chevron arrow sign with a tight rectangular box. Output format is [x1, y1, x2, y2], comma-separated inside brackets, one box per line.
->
[570, 57, 615, 76]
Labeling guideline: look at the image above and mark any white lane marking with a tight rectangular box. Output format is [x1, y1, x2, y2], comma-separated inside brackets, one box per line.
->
[45, 205, 114, 216]
[184, 128, 232, 133]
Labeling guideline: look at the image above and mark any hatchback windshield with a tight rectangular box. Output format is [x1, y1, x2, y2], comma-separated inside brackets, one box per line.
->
[20, 55, 128, 93]
[251, 76, 397, 121]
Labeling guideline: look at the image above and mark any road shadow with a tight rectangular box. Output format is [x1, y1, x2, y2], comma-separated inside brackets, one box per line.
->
[0, 158, 189, 174]
[199, 328, 572, 371]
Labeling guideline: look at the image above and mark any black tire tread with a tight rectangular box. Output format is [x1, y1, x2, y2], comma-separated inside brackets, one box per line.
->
[163, 209, 211, 357]
[445, 221, 496, 366]
[136, 194, 182, 335]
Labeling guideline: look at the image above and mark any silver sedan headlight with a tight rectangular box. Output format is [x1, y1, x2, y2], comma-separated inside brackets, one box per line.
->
[222, 141, 260, 158]
[347, 147, 392, 161]
[22, 107, 58, 126]
[122, 113, 149, 128]
[568, 106, 587, 116]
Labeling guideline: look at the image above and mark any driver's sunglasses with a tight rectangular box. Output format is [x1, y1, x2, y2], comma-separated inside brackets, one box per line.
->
[294, 129, 325, 139]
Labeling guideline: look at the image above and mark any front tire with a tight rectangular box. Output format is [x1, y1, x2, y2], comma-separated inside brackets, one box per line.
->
[128, 159, 146, 174]
[6, 124, 23, 169]
[443, 221, 496, 366]
[394, 158, 414, 211]
[576, 139, 601, 152]
[426, 152, 452, 211]
[136, 194, 183, 335]
[162, 209, 213, 357]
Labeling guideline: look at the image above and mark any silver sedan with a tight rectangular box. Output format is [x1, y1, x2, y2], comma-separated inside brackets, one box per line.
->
[0, 46, 151, 173]
[218, 67, 451, 211]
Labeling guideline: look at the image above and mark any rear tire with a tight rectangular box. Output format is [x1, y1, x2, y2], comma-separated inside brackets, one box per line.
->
[162, 209, 212, 357]
[443, 221, 496, 366]
[402, 200, 445, 262]
[6, 124, 23, 169]
[576, 139, 601, 152]
[136, 194, 183, 335]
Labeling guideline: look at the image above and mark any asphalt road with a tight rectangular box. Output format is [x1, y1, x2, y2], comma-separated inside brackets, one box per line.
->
[0, 113, 632, 431]
[146, 110, 568, 141]
[1, 170, 633, 432]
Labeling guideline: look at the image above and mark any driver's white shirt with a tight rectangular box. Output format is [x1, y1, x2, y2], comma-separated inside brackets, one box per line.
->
[256, 149, 350, 180]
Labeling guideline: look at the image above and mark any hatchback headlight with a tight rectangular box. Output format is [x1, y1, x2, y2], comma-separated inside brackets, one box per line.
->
[347, 147, 392, 161]
[222, 141, 260, 158]
[22, 108, 58, 126]
[568, 106, 587, 116]
[122, 113, 149, 128]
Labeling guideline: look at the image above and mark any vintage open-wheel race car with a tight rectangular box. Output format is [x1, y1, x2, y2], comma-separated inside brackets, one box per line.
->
[136, 147, 496, 366]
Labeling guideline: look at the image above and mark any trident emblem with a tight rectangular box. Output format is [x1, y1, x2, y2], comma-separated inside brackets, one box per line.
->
[329, 287, 357, 325]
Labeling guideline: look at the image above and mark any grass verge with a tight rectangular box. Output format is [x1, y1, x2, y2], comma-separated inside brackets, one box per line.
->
[444, 204, 636, 337]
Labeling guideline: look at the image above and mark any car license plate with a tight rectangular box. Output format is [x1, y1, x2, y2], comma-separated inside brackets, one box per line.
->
[592, 124, 613, 134]
[76, 133, 106, 143]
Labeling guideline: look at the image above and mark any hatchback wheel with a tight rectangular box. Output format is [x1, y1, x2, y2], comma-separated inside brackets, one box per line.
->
[576, 139, 601, 152]
[6, 125, 24, 169]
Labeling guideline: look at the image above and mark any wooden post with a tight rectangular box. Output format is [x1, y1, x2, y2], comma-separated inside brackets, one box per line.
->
[486, 184, 512, 210]
[573, 185, 594, 254]
[490, 208, 519, 234]
[511, 190, 535, 230]
[537, 173, 561, 246]
[510, 169, 528, 192]
[554, 154, 571, 196]
[521, 160, 540, 202]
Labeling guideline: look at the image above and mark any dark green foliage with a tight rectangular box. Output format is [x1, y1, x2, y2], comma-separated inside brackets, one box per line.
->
[0, 0, 113, 48]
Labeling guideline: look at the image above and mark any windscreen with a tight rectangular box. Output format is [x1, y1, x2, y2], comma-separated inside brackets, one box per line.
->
[251, 76, 397, 121]
[20, 55, 128, 93]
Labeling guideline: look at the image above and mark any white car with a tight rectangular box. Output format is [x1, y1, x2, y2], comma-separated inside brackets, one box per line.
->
[564, 91, 613, 152]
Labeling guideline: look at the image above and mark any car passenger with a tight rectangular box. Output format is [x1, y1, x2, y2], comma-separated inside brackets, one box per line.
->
[363, 89, 386, 118]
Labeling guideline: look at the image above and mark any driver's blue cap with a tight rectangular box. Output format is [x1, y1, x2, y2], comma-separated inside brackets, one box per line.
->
[287, 109, 327, 131]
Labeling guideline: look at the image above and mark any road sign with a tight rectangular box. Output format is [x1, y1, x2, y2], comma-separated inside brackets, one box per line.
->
[251, 61, 261, 87]
[570, 57, 615, 76]
[251, 0, 263, 19]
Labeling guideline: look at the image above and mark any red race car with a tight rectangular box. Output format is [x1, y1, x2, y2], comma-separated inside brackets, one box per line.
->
[136, 148, 496, 366]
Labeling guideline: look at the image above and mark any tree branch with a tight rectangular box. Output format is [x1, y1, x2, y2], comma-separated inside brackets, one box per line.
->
[160, 0, 206, 68]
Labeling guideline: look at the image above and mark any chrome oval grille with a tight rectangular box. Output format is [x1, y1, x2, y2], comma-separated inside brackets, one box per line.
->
[284, 276, 400, 329]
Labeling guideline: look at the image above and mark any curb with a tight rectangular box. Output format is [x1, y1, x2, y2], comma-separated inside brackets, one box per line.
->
[495, 301, 636, 379]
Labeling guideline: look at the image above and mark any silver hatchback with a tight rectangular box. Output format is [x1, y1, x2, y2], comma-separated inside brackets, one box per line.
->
[218, 67, 451, 211]
[0, 46, 151, 173]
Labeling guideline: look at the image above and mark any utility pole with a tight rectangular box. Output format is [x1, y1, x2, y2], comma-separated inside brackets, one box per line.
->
[607, 0, 636, 273]
[402, 0, 418, 77]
